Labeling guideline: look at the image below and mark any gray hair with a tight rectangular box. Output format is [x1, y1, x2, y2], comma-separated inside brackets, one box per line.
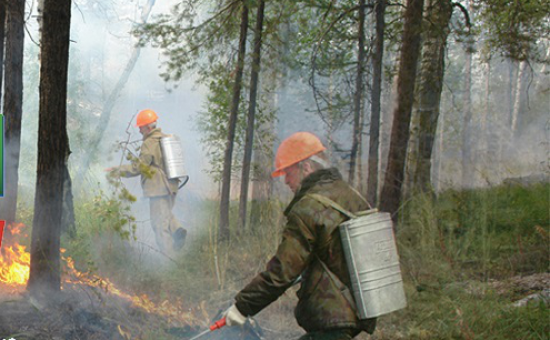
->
[303, 152, 330, 171]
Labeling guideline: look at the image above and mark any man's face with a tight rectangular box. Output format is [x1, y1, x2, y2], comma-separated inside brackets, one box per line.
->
[284, 163, 302, 193]
[139, 125, 150, 136]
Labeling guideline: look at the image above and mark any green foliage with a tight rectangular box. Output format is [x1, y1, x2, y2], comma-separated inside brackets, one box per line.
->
[59, 191, 138, 284]
[474, 0, 550, 62]
[400, 182, 549, 281]
[286, 0, 362, 131]
[136, 0, 278, 181]
[380, 283, 549, 339]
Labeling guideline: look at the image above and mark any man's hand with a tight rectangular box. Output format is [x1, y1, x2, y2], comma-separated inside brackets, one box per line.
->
[224, 304, 247, 327]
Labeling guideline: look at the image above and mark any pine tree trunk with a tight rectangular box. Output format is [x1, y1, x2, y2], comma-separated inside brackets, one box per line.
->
[27, 0, 72, 299]
[250, 124, 272, 227]
[367, 0, 386, 206]
[0, 1, 6, 99]
[219, 2, 249, 241]
[411, 0, 452, 192]
[379, 0, 424, 220]
[0, 0, 24, 224]
[461, 20, 474, 188]
[477, 61, 490, 185]
[349, 0, 367, 186]
[239, 0, 264, 229]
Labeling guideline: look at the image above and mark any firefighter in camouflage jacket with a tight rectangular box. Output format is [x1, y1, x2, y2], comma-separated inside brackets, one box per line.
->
[224, 132, 376, 340]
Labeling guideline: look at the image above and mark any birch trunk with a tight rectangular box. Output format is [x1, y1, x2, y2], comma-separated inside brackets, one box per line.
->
[411, 0, 452, 192]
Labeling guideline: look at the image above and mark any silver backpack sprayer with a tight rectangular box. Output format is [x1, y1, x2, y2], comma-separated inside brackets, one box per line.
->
[160, 134, 189, 188]
[308, 194, 407, 319]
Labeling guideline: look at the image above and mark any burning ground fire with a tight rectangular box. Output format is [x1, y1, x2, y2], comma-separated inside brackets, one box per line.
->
[0, 222, 202, 329]
[0, 223, 30, 287]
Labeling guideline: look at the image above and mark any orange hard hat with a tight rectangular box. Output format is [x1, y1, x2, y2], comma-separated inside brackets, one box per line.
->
[272, 132, 326, 178]
[136, 109, 158, 127]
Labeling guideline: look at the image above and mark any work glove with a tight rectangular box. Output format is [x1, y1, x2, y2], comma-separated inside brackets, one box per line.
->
[224, 304, 247, 327]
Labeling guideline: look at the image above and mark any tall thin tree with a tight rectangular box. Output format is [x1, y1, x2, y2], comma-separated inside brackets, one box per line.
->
[349, 0, 367, 186]
[219, 1, 249, 240]
[0, 0, 6, 101]
[0, 0, 24, 224]
[379, 0, 424, 219]
[367, 0, 386, 205]
[461, 0, 474, 188]
[411, 0, 452, 192]
[27, 0, 72, 297]
[239, 0, 265, 229]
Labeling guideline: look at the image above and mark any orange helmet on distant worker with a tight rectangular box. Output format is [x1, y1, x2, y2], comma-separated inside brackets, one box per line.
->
[272, 132, 327, 178]
[136, 109, 158, 127]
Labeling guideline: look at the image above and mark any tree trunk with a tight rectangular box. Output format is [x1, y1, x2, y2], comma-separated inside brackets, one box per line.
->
[219, 2, 249, 241]
[0, 0, 6, 101]
[74, 0, 156, 187]
[238, 0, 264, 229]
[34, 0, 76, 238]
[0, 2, 5, 198]
[349, 0, 367, 187]
[411, 0, 452, 192]
[0, 0, 24, 224]
[432, 107, 444, 192]
[27, 0, 72, 299]
[379, 0, 424, 220]
[461, 6, 474, 189]
[250, 124, 273, 227]
[536, 46, 550, 92]
[511, 60, 528, 138]
[379, 72, 398, 195]
[480, 61, 490, 174]
[367, 0, 386, 206]
[507, 59, 519, 127]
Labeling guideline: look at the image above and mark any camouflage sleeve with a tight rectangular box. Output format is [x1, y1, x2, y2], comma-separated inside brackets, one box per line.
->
[235, 210, 316, 317]
[116, 142, 154, 178]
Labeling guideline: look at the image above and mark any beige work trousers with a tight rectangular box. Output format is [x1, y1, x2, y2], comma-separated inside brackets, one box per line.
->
[149, 194, 181, 255]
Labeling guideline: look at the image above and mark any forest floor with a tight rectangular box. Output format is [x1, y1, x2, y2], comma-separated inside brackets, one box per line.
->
[0, 271, 547, 339]
[2, 182, 548, 339]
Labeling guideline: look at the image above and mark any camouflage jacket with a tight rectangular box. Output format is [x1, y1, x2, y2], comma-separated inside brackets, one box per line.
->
[117, 128, 179, 197]
[235, 168, 376, 333]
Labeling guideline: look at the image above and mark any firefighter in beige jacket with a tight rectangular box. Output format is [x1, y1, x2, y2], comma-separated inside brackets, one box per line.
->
[106, 109, 186, 255]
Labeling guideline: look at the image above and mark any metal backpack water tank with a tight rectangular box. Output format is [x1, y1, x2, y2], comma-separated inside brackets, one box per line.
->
[160, 134, 186, 180]
[340, 210, 407, 318]
[308, 193, 407, 319]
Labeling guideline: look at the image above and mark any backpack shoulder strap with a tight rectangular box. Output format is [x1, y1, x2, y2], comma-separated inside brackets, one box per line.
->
[307, 193, 357, 219]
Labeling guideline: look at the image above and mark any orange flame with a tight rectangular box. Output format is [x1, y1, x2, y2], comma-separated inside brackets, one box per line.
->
[0, 244, 30, 285]
[0, 223, 200, 327]
[0, 223, 30, 286]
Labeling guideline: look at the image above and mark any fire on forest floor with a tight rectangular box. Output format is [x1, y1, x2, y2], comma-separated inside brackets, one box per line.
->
[0, 222, 206, 340]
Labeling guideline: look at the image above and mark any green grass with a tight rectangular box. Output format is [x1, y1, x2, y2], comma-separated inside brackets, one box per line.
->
[16, 182, 547, 339]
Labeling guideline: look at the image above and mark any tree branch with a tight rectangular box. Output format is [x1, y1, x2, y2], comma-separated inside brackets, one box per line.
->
[452, 2, 471, 29]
